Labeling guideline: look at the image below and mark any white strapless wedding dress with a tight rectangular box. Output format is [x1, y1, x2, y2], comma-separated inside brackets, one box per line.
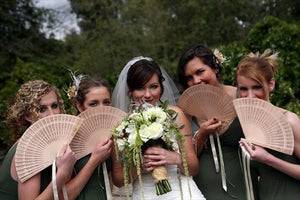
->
[132, 164, 206, 200]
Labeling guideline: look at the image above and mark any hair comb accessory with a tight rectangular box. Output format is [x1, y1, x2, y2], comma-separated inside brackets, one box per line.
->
[66, 70, 87, 100]
[213, 49, 226, 64]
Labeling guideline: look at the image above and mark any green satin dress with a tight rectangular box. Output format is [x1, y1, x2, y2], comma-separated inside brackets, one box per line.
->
[0, 144, 51, 199]
[0, 145, 18, 199]
[252, 149, 300, 200]
[73, 154, 111, 200]
[193, 118, 248, 200]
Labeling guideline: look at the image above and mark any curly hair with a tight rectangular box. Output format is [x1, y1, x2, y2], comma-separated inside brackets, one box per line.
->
[236, 49, 278, 95]
[6, 80, 64, 141]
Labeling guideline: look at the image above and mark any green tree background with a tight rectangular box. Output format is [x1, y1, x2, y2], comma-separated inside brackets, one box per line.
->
[0, 0, 299, 153]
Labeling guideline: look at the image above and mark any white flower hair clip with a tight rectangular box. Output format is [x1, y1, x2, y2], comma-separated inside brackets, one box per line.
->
[213, 49, 226, 64]
[66, 70, 86, 100]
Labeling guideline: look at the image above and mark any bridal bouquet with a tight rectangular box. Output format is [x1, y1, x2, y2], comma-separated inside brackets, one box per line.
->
[112, 101, 189, 199]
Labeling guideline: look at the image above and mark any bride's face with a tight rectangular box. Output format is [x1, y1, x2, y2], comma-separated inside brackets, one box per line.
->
[131, 74, 162, 106]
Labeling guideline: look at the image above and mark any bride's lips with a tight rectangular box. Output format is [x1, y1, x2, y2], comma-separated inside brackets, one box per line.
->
[144, 99, 153, 104]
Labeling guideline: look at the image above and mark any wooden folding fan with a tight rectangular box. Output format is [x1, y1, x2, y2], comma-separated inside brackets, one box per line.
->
[178, 84, 237, 191]
[177, 84, 236, 135]
[70, 106, 127, 159]
[15, 114, 83, 182]
[233, 98, 294, 155]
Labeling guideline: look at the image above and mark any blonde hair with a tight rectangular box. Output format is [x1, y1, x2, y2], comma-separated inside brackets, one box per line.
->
[236, 49, 278, 95]
[6, 80, 64, 141]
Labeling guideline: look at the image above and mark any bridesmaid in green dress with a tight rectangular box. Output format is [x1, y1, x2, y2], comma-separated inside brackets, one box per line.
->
[237, 50, 300, 200]
[0, 80, 76, 200]
[65, 76, 113, 200]
[177, 44, 248, 199]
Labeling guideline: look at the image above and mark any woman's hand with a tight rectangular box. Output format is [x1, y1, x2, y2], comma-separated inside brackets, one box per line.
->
[62, 139, 112, 200]
[142, 147, 181, 172]
[240, 140, 271, 164]
[18, 145, 75, 200]
[56, 145, 76, 183]
[193, 117, 222, 154]
[198, 117, 222, 137]
[90, 138, 112, 165]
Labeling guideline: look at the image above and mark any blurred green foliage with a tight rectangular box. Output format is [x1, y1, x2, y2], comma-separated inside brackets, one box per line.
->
[0, 0, 299, 148]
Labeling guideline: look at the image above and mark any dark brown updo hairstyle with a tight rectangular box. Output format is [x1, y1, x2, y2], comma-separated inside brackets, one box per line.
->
[74, 77, 111, 108]
[126, 59, 165, 98]
[178, 44, 223, 89]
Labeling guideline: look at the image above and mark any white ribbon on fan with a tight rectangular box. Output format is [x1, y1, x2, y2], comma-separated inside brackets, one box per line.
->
[206, 131, 227, 192]
[52, 154, 68, 200]
[197, 128, 226, 191]
[103, 162, 113, 200]
[209, 134, 220, 173]
[240, 144, 255, 200]
[215, 133, 227, 192]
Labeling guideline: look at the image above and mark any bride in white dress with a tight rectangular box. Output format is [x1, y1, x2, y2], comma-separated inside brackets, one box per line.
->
[111, 57, 205, 200]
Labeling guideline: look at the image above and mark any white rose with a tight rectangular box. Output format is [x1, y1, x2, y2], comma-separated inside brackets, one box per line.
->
[116, 139, 126, 151]
[139, 124, 150, 142]
[148, 122, 163, 140]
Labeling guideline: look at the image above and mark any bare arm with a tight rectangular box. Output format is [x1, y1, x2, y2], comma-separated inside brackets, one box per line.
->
[18, 146, 76, 200]
[193, 118, 222, 155]
[111, 141, 128, 187]
[172, 106, 199, 175]
[65, 139, 112, 200]
[241, 111, 300, 180]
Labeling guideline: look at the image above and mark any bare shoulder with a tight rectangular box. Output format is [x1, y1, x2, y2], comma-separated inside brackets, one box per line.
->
[167, 105, 187, 121]
[283, 110, 300, 157]
[223, 85, 237, 99]
[167, 105, 191, 134]
[282, 109, 300, 146]
[283, 109, 300, 128]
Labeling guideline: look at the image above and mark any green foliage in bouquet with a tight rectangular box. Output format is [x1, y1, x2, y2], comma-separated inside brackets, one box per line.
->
[112, 101, 191, 199]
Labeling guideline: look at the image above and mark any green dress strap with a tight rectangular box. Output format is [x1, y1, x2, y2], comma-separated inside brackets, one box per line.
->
[0, 143, 52, 199]
[0, 144, 18, 200]
[193, 118, 248, 199]
[73, 154, 111, 200]
[253, 149, 300, 200]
